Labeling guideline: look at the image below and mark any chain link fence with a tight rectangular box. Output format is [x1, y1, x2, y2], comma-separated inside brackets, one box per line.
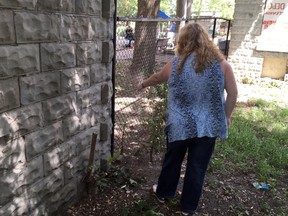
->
[114, 17, 231, 154]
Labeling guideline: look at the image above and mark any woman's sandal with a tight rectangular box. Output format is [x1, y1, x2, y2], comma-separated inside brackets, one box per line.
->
[152, 184, 166, 204]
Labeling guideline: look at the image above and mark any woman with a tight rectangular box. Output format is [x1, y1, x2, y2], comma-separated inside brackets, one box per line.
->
[137, 22, 238, 215]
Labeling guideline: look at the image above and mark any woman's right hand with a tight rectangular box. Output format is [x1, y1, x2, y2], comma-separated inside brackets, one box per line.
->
[226, 117, 231, 128]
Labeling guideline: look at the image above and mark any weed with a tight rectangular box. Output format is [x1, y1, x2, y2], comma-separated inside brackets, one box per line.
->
[241, 76, 251, 84]
[144, 83, 168, 162]
[122, 200, 164, 216]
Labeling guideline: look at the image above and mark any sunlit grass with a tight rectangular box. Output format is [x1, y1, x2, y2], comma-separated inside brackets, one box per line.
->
[212, 99, 288, 182]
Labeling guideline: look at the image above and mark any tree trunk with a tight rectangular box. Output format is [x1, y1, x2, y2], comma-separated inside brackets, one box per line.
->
[176, 0, 187, 33]
[131, 0, 160, 75]
[186, 0, 193, 19]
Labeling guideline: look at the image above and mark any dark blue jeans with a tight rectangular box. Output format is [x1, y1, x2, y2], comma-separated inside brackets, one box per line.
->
[156, 137, 216, 213]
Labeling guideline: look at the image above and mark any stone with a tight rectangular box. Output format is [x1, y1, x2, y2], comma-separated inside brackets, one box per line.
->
[61, 67, 90, 93]
[90, 63, 110, 84]
[62, 114, 81, 139]
[37, 0, 75, 12]
[80, 108, 92, 130]
[90, 18, 108, 40]
[20, 71, 61, 105]
[0, 10, 15, 44]
[48, 181, 77, 213]
[0, 103, 43, 140]
[0, 0, 37, 9]
[76, 42, 101, 66]
[0, 137, 25, 170]
[25, 121, 64, 161]
[61, 15, 90, 41]
[0, 156, 43, 205]
[76, 84, 101, 109]
[75, 127, 98, 154]
[42, 92, 77, 124]
[0, 44, 40, 77]
[75, 0, 101, 15]
[15, 12, 60, 43]
[102, 0, 115, 19]
[0, 197, 31, 216]
[40, 43, 76, 71]
[99, 123, 108, 141]
[43, 141, 76, 175]
[63, 161, 75, 184]
[101, 83, 109, 104]
[0, 78, 20, 113]
[28, 168, 64, 200]
[102, 41, 114, 63]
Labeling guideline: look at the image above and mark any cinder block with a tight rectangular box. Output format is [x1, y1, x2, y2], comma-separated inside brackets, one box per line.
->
[0, 10, 15, 44]
[15, 12, 60, 43]
[20, 71, 61, 105]
[0, 44, 40, 78]
[0, 78, 20, 113]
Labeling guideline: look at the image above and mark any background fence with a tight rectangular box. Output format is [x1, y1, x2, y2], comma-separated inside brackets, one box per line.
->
[114, 17, 231, 154]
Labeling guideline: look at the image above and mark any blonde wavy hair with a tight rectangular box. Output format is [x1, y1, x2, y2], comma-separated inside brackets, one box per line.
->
[175, 22, 224, 73]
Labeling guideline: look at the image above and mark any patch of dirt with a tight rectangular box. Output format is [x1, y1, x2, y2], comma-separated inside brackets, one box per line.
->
[63, 146, 287, 216]
[63, 82, 288, 216]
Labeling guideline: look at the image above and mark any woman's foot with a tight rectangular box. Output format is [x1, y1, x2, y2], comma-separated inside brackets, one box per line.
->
[152, 184, 165, 204]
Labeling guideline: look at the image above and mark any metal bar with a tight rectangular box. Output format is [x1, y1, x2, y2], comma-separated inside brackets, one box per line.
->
[117, 17, 232, 22]
[111, 0, 117, 156]
[225, 20, 232, 57]
[212, 18, 217, 39]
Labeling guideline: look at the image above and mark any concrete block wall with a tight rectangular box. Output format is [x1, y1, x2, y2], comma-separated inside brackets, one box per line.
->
[228, 0, 288, 82]
[0, 0, 115, 215]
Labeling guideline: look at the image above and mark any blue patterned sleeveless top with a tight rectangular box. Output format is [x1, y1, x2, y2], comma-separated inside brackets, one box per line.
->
[165, 54, 227, 143]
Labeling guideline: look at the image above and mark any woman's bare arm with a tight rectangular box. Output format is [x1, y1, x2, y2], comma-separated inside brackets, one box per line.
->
[221, 60, 238, 128]
[137, 60, 172, 90]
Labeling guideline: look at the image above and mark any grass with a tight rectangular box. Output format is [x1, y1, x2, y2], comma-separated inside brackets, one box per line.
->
[211, 98, 288, 182]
